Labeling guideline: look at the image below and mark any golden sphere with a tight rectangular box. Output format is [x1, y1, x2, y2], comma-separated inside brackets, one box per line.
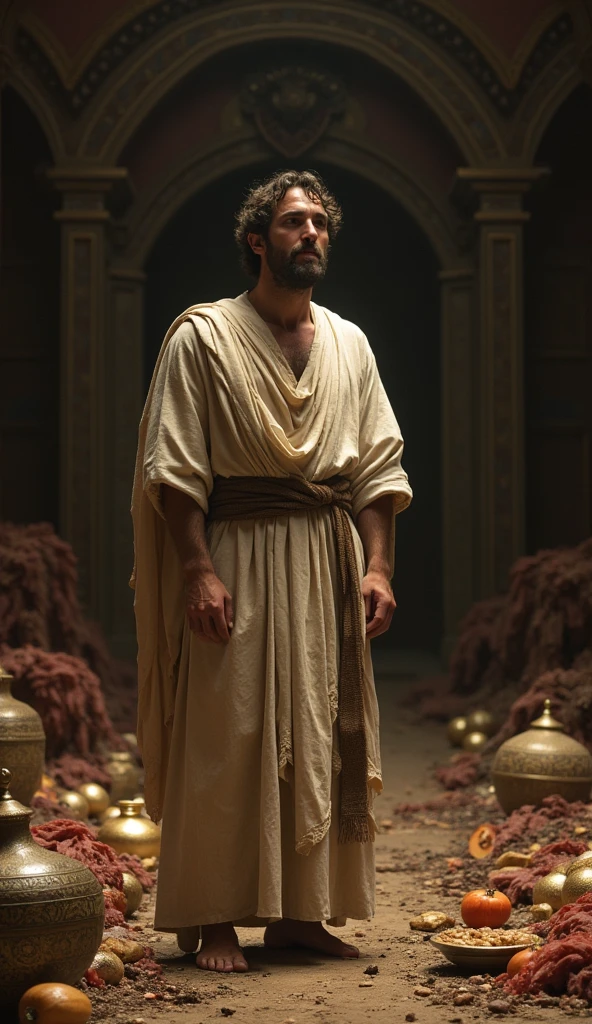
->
[533, 869, 568, 911]
[561, 865, 592, 905]
[100, 805, 121, 824]
[90, 950, 124, 985]
[466, 709, 496, 738]
[462, 730, 488, 753]
[566, 850, 592, 875]
[77, 783, 110, 817]
[447, 717, 467, 747]
[58, 790, 90, 820]
[121, 871, 143, 916]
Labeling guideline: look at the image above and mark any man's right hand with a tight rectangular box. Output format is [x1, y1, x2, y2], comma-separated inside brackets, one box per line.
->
[185, 570, 234, 644]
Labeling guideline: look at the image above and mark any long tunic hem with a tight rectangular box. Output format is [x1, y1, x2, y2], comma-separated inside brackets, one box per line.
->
[154, 905, 375, 932]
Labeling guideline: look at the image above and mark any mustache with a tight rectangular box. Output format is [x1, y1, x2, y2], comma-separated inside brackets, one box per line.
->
[290, 242, 324, 260]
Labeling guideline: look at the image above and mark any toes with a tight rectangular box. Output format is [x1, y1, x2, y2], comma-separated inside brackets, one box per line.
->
[234, 957, 249, 973]
[343, 944, 359, 958]
[208, 957, 217, 971]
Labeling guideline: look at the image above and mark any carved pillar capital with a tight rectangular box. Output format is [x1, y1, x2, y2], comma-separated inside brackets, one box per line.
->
[47, 166, 130, 220]
[455, 168, 546, 596]
[455, 167, 548, 221]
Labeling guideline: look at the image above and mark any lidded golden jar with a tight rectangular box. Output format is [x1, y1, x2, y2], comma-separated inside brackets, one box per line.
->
[492, 700, 592, 814]
[0, 664, 45, 805]
[0, 768, 104, 1006]
[97, 799, 161, 858]
[106, 751, 141, 804]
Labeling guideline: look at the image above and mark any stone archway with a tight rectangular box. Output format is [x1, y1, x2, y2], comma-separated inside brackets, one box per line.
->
[105, 122, 475, 660]
[74, 1, 505, 166]
[19, 2, 576, 652]
[142, 160, 444, 654]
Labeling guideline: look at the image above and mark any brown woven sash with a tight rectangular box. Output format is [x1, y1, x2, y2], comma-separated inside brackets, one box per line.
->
[208, 475, 370, 844]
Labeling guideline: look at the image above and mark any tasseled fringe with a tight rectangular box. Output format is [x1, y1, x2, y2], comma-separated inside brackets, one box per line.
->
[338, 814, 372, 845]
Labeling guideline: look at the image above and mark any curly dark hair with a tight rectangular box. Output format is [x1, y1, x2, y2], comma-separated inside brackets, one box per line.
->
[234, 169, 343, 277]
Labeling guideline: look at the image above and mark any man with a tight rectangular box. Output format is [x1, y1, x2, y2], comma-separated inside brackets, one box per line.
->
[131, 169, 412, 974]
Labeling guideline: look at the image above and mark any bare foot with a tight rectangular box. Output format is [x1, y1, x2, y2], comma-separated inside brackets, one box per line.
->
[264, 919, 359, 959]
[196, 923, 249, 973]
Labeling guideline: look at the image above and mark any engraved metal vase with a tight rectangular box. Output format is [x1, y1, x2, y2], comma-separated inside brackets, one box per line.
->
[106, 751, 141, 804]
[0, 664, 45, 805]
[492, 699, 592, 814]
[0, 768, 104, 1007]
[97, 798, 161, 858]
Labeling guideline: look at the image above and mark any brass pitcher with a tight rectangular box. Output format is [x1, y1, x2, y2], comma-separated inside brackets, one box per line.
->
[98, 799, 161, 859]
[492, 699, 592, 814]
[106, 751, 141, 804]
[0, 768, 104, 1006]
[0, 664, 45, 805]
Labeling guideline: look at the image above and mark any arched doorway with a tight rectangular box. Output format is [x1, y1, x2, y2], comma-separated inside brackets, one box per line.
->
[0, 87, 60, 526]
[144, 161, 442, 654]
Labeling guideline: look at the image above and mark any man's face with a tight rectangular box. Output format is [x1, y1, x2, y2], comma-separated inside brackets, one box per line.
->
[258, 187, 330, 289]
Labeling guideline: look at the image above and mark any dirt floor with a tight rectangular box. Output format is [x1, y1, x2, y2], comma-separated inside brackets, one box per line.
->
[85, 679, 592, 1024]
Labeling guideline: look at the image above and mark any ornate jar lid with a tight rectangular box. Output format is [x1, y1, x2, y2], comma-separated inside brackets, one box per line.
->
[492, 700, 592, 782]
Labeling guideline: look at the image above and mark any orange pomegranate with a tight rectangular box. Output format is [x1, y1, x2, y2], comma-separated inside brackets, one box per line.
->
[506, 947, 537, 977]
[18, 983, 92, 1024]
[461, 888, 512, 927]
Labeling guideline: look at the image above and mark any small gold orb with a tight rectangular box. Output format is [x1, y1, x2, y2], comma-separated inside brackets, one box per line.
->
[90, 950, 125, 985]
[566, 850, 592, 875]
[100, 804, 121, 823]
[561, 865, 592, 905]
[58, 790, 90, 820]
[447, 716, 467, 747]
[534, 869, 568, 911]
[77, 782, 110, 817]
[121, 871, 143, 916]
[466, 709, 496, 738]
[461, 730, 488, 753]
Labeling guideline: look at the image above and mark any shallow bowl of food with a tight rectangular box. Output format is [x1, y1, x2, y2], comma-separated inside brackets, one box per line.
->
[430, 927, 538, 972]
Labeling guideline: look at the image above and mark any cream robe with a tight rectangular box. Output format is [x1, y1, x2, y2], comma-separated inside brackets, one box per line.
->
[132, 293, 412, 928]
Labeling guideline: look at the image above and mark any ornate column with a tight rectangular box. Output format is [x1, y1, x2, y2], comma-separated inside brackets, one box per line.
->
[456, 168, 546, 597]
[47, 166, 129, 622]
[439, 267, 476, 659]
[107, 266, 145, 658]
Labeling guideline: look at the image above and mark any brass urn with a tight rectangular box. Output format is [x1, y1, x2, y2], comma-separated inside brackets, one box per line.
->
[106, 751, 141, 804]
[0, 664, 45, 805]
[97, 799, 161, 858]
[492, 700, 592, 815]
[0, 768, 104, 1007]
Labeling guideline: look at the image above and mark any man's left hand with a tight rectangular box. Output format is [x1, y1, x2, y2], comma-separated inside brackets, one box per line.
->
[362, 571, 396, 638]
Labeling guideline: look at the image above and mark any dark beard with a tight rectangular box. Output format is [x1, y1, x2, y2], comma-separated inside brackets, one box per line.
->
[265, 240, 329, 289]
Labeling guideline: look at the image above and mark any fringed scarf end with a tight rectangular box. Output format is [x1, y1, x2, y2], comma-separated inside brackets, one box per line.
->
[338, 814, 372, 845]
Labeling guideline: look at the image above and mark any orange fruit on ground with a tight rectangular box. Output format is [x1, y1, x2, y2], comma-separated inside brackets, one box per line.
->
[18, 983, 92, 1024]
[460, 887, 512, 928]
[507, 947, 537, 977]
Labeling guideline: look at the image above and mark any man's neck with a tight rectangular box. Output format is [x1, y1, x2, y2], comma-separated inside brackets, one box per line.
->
[247, 273, 313, 331]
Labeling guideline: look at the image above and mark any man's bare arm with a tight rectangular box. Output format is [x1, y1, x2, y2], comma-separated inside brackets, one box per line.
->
[162, 484, 233, 644]
[355, 494, 396, 639]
